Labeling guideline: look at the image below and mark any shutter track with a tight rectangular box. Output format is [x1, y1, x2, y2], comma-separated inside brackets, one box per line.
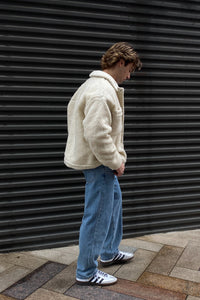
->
[1, 0, 200, 252]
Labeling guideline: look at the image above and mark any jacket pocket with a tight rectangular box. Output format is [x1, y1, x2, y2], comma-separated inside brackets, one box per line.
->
[111, 108, 123, 135]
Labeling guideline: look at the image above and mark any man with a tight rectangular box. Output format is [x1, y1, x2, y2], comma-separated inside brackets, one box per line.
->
[64, 42, 142, 286]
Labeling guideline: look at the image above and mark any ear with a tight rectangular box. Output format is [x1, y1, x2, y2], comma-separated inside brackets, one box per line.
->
[119, 59, 125, 67]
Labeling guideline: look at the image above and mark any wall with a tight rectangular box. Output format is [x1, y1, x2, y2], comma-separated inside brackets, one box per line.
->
[1, 0, 200, 252]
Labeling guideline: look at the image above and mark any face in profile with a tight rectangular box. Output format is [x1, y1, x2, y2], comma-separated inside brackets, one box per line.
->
[115, 60, 134, 84]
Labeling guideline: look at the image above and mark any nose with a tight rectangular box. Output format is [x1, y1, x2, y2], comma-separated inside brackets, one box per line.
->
[126, 73, 130, 80]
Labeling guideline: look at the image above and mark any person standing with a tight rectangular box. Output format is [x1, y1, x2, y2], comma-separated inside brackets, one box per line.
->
[64, 42, 142, 286]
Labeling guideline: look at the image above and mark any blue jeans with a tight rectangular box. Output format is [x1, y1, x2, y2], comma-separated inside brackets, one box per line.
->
[76, 165, 123, 279]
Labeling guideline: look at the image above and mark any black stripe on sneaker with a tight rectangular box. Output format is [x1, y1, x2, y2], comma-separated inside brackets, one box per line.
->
[114, 253, 125, 261]
[92, 276, 102, 284]
[89, 276, 95, 283]
[99, 278, 104, 284]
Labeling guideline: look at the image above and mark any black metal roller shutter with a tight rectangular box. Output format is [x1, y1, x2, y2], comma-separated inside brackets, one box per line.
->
[1, 0, 200, 252]
[122, 0, 200, 237]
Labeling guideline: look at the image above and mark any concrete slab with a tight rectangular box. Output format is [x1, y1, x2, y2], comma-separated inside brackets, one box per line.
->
[0, 262, 14, 274]
[66, 283, 143, 300]
[55, 245, 79, 256]
[0, 266, 31, 293]
[119, 244, 137, 254]
[0, 252, 47, 270]
[3, 261, 66, 300]
[104, 278, 186, 300]
[0, 295, 15, 300]
[25, 288, 77, 300]
[172, 230, 200, 242]
[170, 267, 200, 283]
[28, 249, 78, 265]
[138, 232, 188, 248]
[147, 245, 184, 275]
[43, 261, 76, 293]
[138, 271, 200, 298]
[176, 241, 200, 271]
[121, 238, 163, 252]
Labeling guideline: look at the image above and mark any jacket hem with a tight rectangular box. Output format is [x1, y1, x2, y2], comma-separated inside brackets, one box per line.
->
[64, 160, 101, 170]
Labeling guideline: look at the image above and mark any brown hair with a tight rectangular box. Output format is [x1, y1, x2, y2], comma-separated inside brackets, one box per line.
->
[101, 42, 142, 72]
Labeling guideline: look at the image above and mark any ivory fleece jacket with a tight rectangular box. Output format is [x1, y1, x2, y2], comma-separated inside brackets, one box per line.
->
[64, 70, 127, 171]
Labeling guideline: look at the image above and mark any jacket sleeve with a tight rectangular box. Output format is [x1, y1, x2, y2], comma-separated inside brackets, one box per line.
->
[83, 97, 123, 170]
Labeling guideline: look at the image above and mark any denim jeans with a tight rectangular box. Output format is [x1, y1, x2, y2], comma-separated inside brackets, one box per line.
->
[76, 165, 123, 279]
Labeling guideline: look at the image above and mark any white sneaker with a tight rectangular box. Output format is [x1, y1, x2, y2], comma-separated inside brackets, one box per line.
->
[76, 269, 117, 286]
[100, 251, 134, 267]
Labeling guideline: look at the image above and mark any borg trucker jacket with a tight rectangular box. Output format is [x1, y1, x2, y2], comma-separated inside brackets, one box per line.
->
[64, 70, 127, 171]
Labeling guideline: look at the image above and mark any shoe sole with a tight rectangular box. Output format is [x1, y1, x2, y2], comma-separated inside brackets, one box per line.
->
[76, 279, 117, 286]
[100, 255, 134, 267]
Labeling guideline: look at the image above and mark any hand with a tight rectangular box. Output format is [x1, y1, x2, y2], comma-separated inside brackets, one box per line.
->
[115, 163, 125, 177]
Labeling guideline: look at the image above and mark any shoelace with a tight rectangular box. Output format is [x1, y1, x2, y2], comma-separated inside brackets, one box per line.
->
[96, 270, 108, 277]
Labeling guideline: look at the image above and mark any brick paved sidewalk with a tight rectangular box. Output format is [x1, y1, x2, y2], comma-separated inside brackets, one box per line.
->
[0, 230, 200, 300]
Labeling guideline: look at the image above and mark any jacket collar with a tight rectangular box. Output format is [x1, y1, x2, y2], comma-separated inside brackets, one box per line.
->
[89, 70, 124, 93]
